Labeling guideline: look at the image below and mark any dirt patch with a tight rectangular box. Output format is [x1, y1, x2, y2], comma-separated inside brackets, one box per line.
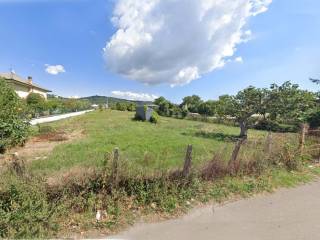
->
[4, 130, 85, 164]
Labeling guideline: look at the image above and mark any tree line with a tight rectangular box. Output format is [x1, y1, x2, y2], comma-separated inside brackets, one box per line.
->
[26, 93, 92, 118]
[154, 81, 319, 138]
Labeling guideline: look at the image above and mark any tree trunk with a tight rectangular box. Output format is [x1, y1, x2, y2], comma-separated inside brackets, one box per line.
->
[228, 137, 247, 173]
[239, 121, 248, 139]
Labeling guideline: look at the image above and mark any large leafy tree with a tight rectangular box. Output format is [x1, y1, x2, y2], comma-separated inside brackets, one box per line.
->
[154, 97, 173, 116]
[181, 95, 203, 113]
[198, 100, 217, 116]
[0, 78, 29, 153]
[215, 95, 235, 119]
[217, 87, 268, 138]
[267, 81, 317, 123]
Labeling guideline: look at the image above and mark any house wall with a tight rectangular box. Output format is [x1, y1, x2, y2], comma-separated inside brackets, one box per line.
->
[8, 82, 48, 99]
[8, 82, 30, 99]
[31, 88, 48, 99]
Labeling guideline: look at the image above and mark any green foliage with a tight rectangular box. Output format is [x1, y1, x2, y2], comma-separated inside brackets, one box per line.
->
[267, 81, 317, 123]
[198, 100, 217, 116]
[216, 87, 268, 137]
[26, 93, 47, 117]
[116, 102, 127, 111]
[45, 98, 64, 115]
[63, 99, 91, 113]
[307, 110, 320, 129]
[154, 97, 172, 116]
[0, 78, 29, 153]
[111, 102, 136, 112]
[254, 119, 299, 133]
[150, 111, 159, 124]
[127, 103, 136, 111]
[181, 95, 203, 113]
[26, 93, 45, 106]
[154, 97, 183, 117]
[26, 95, 92, 117]
[0, 175, 59, 238]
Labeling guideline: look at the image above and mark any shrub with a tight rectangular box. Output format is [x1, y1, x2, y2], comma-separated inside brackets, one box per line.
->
[127, 103, 136, 112]
[254, 119, 299, 133]
[26, 93, 46, 117]
[0, 175, 60, 238]
[150, 111, 159, 124]
[115, 102, 127, 111]
[26, 93, 45, 106]
[0, 78, 29, 153]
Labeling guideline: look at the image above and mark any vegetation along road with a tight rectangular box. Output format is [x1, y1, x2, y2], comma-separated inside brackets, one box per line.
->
[112, 180, 320, 240]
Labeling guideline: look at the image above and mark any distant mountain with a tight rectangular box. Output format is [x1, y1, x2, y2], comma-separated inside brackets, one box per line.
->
[80, 95, 154, 106]
[47, 94, 153, 106]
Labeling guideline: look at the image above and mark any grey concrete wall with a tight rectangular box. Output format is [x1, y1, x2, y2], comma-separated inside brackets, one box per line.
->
[136, 106, 154, 121]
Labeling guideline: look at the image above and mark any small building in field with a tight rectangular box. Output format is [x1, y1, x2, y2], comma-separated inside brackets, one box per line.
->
[135, 104, 158, 121]
[0, 72, 51, 99]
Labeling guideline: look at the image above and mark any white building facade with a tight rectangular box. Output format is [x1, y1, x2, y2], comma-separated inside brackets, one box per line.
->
[0, 72, 51, 99]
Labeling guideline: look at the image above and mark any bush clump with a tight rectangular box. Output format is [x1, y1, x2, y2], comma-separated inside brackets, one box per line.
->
[150, 111, 159, 124]
[26, 93, 46, 118]
[0, 78, 29, 153]
[0, 175, 60, 238]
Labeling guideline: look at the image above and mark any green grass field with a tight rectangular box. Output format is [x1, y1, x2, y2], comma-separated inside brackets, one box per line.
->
[29, 110, 283, 175]
[5, 110, 317, 239]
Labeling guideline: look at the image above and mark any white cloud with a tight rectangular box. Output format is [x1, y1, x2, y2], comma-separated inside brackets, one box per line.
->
[45, 64, 66, 75]
[111, 91, 158, 101]
[104, 0, 272, 86]
[235, 57, 244, 63]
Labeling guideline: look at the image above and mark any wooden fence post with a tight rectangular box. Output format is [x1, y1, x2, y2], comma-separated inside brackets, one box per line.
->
[111, 148, 119, 188]
[182, 145, 193, 177]
[265, 131, 272, 155]
[299, 124, 309, 154]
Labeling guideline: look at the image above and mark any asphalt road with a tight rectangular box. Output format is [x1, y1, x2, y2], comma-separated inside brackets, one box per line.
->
[111, 180, 320, 240]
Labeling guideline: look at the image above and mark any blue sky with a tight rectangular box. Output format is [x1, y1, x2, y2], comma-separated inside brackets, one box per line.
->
[0, 0, 319, 103]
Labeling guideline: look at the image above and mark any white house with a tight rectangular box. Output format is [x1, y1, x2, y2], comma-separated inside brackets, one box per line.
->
[0, 72, 51, 99]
